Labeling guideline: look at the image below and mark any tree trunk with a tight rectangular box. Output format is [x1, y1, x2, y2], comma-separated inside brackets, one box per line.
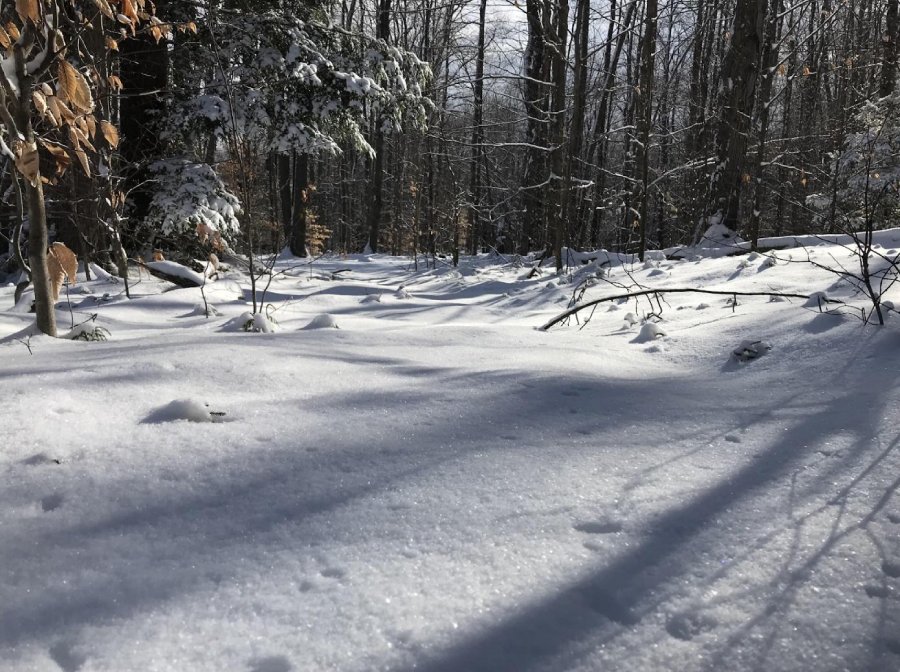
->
[550, 0, 569, 271]
[278, 153, 293, 240]
[703, 0, 768, 238]
[636, 0, 658, 261]
[290, 153, 309, 257]
[467, 0, 487, 255]
[881, 0, 899, 97]
[522, 0, 550, 253]
[366, 0, 392, 253]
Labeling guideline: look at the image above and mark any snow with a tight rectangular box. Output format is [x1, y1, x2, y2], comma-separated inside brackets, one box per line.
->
[2, 237, 900, 671]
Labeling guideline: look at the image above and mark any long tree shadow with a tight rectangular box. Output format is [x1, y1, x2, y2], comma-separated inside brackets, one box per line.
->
[395, 354, 900, 672]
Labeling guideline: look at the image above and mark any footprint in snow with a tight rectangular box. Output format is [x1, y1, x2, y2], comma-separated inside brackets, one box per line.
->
[22, 452, 61, 466]
[41, 493, 64, 512]
[247, 655, 294, 672]
[574, 520, 623, 535]
[886, 512, 900, 524]
[320, 567, 347, 580]
[724, 434, 742, 443]
[49, 640, 87, 672]
[882, 560, 900, 578]
[864, 584, 891, 599]
[582, 581, 639, 625]
[665, 611, 718, 641]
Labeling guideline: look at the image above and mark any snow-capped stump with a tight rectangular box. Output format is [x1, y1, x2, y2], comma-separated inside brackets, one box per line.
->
[303, 314, 340, 330]
[223, 312, 277, 333]
[186, 303, 222, 317]
[624, 312, 639, 327]
[804, 291, 829, 309]
[760, 255, 777, 269]
[143, 399, 226, 423]
[633, 322, 666, 343]
[732, 340, 772, 362]
[64, 323, 111, 341]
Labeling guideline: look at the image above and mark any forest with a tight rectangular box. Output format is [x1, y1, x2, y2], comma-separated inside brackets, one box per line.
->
[2, 0, 899, 336]
[3, 1, 900, 669]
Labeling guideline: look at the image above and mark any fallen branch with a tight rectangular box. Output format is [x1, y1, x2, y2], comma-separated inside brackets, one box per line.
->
[135, 259, 205, 288]
[539, 287, 845, 331]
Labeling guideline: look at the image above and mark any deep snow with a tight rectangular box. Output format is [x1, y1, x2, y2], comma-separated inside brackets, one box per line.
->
[1, 236, 899, 672]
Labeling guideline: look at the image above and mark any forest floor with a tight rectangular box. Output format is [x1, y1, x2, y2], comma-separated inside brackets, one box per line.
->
[2, 233, 900, 671]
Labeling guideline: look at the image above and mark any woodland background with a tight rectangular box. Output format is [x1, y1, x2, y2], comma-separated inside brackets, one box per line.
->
[2, 0, 900, 325]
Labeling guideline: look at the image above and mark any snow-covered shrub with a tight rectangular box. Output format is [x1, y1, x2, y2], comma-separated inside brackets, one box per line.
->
[808, 93, 900, 231]
[144, 159, 241, 244]
[303, 314, 339, 329]
[66, 324, 111, 341]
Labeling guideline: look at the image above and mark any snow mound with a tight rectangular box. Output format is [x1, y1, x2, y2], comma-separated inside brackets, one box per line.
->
[697, 222, 744, 249]
[633, 322, 666, 343]
[624, 312, 639, 326]
[732, 339, 772, 362]
[143, 399, 214, 423]
[804, 291, 829, 308]
[361, 294, 382, 304]
[303, 314, 340, 330]
[223, 312, 276, 333]
[394, 287, 411, 299]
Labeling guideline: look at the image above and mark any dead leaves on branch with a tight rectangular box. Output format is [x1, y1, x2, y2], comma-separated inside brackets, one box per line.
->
[15, 0, 42, 26]
[14, 141, 40, 186]
[58, 60, 94, 114]
[1, 0, 166, 188]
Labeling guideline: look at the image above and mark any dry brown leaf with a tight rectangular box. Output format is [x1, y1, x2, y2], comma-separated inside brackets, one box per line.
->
[100, 120, 119, 148]
[107, 74, 123, 91]
[32, 90, 47, 115]
[55, 97, 76, 123]
[71, 124, 96, 152]
[73, 146, 91, 176]
[14, 141, 40, 186]
[40, 140, 70, 176]
[6, 22, 20, 41]
[0, 25, 11, 50]
[105, 36, 118, 51]
[122, 0, 138, 22]
[16, 0, 41, 25]
[84, 114, 96, 139]
[92, 0, 116, 20]
[44, 95, 61, 126]
[40, 81, 53, 96]
[149, 25, 163, 43]
[58, 60, 94, 113]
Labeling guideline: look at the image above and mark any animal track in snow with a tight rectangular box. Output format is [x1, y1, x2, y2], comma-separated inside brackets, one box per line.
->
[49, 640, 87, 672]
[665, 611, 718, 641]
[320, 567, 347, 580]
[864, 584, 891, 599]
[574, 520, 623, 535]
[41, 493, 64, 512]
[882, 560, 900, 578]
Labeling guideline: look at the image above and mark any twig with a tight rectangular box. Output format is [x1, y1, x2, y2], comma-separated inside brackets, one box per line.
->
[540, 287, 845, 331]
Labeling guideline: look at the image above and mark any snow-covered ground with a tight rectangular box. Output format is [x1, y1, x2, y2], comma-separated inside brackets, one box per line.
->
[2, 235, 900, 672]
